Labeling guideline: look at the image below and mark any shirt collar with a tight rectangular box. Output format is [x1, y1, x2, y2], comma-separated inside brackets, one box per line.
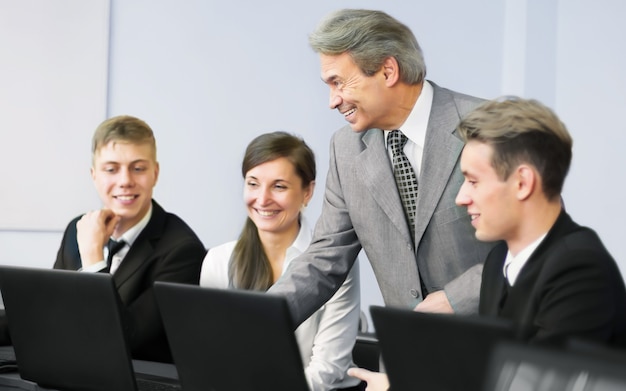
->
[114, 203, 153, 247]
[282, 215, 312, 275]
[503, 232, 547, 285]
[384, 80, 433, 147]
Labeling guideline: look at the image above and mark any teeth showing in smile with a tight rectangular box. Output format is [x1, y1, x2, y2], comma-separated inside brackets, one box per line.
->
[116, 195, 135, 201]
[258, 210, 278, 217]
[470, 215, 478, 220]
[344, 108, 356, 117]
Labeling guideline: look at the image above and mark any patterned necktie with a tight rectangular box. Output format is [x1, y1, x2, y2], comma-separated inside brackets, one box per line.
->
[105, 238, 126, 273]
[388, 130, 419, 242]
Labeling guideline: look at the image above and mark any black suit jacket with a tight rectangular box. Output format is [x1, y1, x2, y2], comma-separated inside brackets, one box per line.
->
[53, 200, 206, 362]
[479, 210, 626, 348]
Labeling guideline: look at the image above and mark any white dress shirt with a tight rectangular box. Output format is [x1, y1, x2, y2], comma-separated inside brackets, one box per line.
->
[81, 205, 153, 274]
[384, 80, 434, 177]
[503, 233, 547, 286]
[200, 216, 361, 391]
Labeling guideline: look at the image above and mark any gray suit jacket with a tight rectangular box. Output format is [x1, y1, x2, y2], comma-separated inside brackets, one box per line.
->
[270, 82, 495, 325]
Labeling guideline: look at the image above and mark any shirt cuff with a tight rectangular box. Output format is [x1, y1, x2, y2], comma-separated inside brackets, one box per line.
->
[80, 260, 107, 273]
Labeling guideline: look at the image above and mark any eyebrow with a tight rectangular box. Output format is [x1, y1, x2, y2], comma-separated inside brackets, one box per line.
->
[322, 74, 338, 84]
[245, 176, 291, 184]
[100, 159, 150, 165]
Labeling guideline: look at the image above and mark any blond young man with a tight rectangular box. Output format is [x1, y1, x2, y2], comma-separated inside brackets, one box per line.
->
[54, 115, 206, 363]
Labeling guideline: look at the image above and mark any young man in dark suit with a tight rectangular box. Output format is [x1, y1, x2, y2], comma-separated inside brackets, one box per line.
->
[349, 97, 626, 390]
[455, 97, 626, 347]
[53, 115, 206, 363]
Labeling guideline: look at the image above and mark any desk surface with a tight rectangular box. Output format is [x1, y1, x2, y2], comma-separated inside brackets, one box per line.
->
[0, 346, 178, 391]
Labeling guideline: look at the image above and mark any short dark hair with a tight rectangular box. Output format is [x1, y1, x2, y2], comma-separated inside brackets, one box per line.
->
[457, 97, 573, 200]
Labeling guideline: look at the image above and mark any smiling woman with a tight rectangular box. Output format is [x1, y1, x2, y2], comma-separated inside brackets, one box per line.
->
[243, 156, 314, 281]
[199, 131, 362, 391]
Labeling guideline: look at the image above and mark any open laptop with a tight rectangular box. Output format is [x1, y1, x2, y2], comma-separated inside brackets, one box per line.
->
[154, 281, 310, 391]
[0, 265, 180, 391]
[484, 342, 626, 391]
[370, 305, 516, 391]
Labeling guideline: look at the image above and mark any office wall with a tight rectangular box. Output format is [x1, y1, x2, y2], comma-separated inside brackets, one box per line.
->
[0, 0, 109, 231]
[556, 0, 626, 270]
[0, 0, 109, 276]
[2, 0, 625, 326]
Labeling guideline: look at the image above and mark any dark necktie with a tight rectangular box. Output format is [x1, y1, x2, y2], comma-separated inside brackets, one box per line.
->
[388, 131, 428, 296]
[105, 238, 126, 273]
[388, 130, 419, 242]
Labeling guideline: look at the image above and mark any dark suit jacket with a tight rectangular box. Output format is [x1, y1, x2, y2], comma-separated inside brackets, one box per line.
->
[53, 200, 206, 362]
[479, 210, 626, 348]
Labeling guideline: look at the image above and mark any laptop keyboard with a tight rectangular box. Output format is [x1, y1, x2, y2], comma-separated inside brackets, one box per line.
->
[136, 378, 181, 391]
[0, 349, 15, 362]
[0, 347, 17, 373]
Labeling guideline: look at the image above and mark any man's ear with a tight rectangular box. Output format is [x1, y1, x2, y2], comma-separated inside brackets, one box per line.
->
[381, 56, 400, 86]
[153, 161, 160, 186]
[515, 165, 537, 201]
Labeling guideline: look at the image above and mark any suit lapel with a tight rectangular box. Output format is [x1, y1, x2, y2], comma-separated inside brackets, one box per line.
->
[113, 201, 164, 287]
[357, 129, 413, 242]
[496, 211, 573, 316]
[512, 210, 575, 284]
[414, 84, 465, 246]
[483, 243, 509, 315]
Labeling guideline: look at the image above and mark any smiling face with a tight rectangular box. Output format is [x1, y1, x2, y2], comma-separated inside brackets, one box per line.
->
[320, 52, 391, 132]
[91, 141, 159, 235]
[244, 157, 314, 238]
[455, 141, 520, 243]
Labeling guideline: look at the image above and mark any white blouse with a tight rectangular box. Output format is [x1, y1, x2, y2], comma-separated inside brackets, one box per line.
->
[200, 217, 361, 391]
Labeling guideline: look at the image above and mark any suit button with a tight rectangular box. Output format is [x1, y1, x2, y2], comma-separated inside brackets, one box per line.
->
[407, 243, 412, 251]
[410, 289, 419, 298]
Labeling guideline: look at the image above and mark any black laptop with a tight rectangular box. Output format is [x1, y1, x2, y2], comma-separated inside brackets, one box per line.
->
[154, 281, 310, 391]
[0, 265, 180, 391]
[484, 342, 626, 391]
[370, 305, 515, 391]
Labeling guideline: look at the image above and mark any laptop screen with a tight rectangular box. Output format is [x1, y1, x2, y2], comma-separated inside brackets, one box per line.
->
[0, 266, 179, 391]
[154, 281, 310, 391]
[371, 305, 515, 391]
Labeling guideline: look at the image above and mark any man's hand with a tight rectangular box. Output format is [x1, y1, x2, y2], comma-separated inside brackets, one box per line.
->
[347, 367, 389, 391]
[76, 209, 120, 267]
[414, 290, 454, 313]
